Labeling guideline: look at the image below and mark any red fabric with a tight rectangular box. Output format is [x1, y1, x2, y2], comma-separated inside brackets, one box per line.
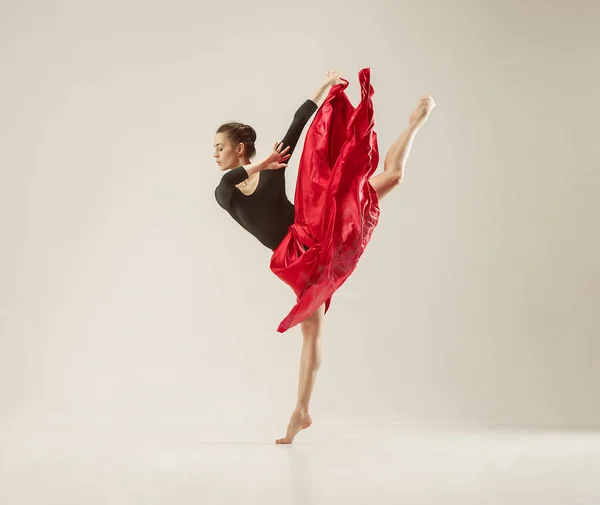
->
[270, 68, 381, 333]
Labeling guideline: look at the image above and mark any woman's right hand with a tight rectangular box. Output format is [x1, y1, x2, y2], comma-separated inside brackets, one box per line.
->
[263, 142, 291, 170]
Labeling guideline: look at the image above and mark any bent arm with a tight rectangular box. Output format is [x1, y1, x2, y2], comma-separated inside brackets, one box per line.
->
[214, 160, 267, 208]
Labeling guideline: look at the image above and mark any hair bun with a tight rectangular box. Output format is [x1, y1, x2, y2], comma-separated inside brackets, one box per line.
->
[244, 125, 257, 142]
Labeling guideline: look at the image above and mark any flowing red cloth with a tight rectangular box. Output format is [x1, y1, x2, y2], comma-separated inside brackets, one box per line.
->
[270, 68, 381, 333]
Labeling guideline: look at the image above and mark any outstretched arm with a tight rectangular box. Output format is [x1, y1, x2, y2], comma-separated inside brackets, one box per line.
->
[269, 71, 344, 178]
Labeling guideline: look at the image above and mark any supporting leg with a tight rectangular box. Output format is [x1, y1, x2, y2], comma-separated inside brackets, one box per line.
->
[275, 303, 325, 444]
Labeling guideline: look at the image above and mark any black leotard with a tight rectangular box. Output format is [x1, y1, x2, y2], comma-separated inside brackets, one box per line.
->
[214, 99, 318, 250]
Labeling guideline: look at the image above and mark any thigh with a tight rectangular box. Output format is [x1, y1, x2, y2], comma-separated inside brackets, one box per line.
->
[301, 303, 326, 331]
[369, 171, 399, 201]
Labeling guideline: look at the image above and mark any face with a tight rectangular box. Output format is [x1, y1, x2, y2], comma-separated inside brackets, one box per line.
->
[213, 133, 243, 171]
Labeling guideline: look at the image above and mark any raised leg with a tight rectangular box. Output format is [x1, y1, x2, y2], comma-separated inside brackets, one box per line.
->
[275, 303, 325, 444]
[370, 94, 435, 200]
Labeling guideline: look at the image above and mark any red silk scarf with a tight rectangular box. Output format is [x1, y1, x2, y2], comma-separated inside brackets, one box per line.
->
[270, 68, 381, 333]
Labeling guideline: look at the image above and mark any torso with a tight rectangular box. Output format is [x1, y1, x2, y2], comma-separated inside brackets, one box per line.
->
[229, 170, 295, 250]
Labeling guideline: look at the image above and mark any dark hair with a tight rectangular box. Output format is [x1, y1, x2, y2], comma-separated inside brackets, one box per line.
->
[216, 122, 257, 159]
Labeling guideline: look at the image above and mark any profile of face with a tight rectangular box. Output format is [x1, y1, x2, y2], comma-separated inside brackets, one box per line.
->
[213, 133, 245, 171]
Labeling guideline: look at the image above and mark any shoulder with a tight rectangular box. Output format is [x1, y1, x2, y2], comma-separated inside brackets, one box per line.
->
[215, 185, 234, 209]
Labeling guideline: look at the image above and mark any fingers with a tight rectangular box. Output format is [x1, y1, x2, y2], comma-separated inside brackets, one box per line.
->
[269, 162, 288, 171]
[267, 142, 291, 169]
[274, 142, 291, 154]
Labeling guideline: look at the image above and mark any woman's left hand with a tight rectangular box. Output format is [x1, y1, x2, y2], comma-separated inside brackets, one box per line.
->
[263, 142, 291, 171]
[324, 69, 344, 86]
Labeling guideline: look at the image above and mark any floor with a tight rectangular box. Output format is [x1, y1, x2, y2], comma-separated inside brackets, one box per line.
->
[1, 423, 599, 504]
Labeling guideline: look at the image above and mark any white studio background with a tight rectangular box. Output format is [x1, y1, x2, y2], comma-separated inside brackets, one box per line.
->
[0, 0, 598, 435]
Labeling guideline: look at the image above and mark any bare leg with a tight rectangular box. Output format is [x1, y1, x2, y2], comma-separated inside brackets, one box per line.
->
[275, 303, 325, 444]
[370, 94, 435, 200]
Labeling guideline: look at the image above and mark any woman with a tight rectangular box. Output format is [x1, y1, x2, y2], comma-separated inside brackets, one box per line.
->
[214, 69, 435, 444]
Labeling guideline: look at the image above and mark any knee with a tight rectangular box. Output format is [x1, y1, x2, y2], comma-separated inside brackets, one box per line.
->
[379, 172, 403, 193]
[383, 157, 404, 185]
[384, 161, 404, 183]
[391, 172, 403, 185]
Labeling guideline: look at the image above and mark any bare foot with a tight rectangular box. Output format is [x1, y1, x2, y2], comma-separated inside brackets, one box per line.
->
[275, 410, 313, 444]
[409, 93, 436, 127]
